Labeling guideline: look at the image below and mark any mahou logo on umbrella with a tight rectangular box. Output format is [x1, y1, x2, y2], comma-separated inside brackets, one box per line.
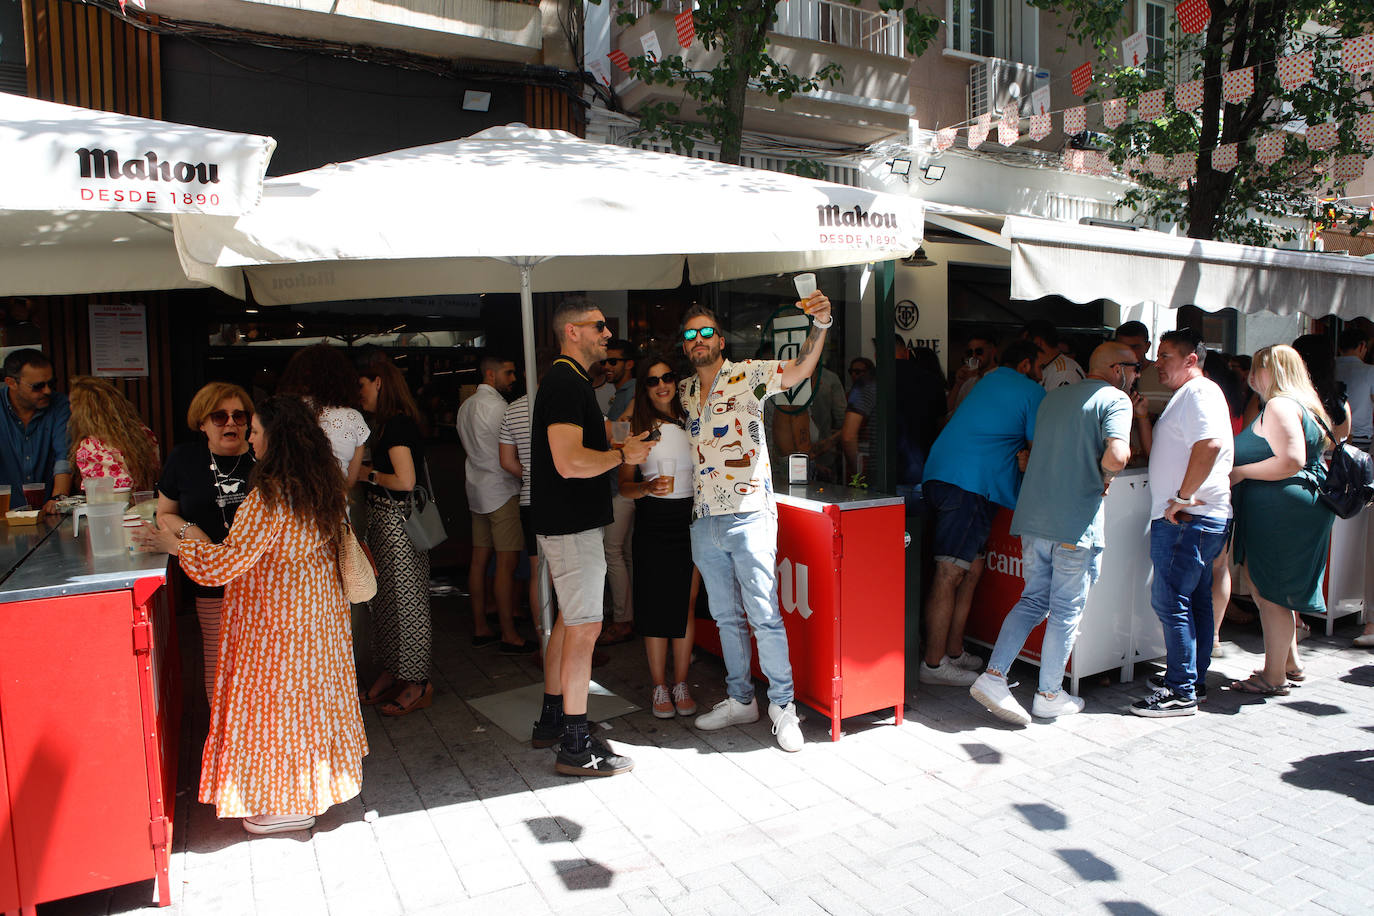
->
[77, 148, 223, 184]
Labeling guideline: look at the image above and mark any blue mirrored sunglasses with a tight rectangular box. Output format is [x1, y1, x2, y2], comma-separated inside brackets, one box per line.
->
[682, 327, 719, 342]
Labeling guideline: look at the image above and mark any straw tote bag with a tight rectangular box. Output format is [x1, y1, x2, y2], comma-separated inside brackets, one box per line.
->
[338, 523, 378, 603]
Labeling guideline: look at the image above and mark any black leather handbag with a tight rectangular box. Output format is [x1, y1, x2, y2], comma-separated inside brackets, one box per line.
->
[1313, 413, 1374, 519]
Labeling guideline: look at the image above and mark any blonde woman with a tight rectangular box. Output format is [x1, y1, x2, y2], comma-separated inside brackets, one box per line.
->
[1229, 345, 1336, 697]
[68, 376, 160, 490]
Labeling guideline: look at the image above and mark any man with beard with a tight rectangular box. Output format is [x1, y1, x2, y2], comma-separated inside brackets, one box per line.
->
[679, 290, 833, 752]
[0, 348, 71, 513]
[969, 343, 1135, 725]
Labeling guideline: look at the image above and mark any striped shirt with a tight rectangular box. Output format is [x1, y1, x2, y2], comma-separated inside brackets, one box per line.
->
[498, 394, 532, 507]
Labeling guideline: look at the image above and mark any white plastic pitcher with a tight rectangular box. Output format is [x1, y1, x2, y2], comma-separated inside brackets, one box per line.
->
[73, 502, 129, 557]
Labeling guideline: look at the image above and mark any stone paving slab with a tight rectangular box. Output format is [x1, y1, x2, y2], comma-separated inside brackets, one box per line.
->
[36, 598, 1374, 915]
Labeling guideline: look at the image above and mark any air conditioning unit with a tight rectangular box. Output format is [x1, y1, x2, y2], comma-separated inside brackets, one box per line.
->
[968, 59, 1037, 120]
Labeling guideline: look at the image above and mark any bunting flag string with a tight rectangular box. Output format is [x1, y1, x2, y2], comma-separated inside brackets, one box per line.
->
[1147, 152, 1169, 176]
[1063, 105, 1086, 135]
[1176, 0, 1211, 35]
[998, 104, 1020, 146]
[1071, 62, 1094, 97]
[1103, 98, 1128, 128]
[607, 49, 632, 73]
[1307, 121, 1339, 151]
[1222, 66, 1254, 104]
[1122, 31, 1148, 69]
[1277, 51, 1314, 91]
[1211, 143, 1238, 172]
[935, 127, 957, 151]
[967, 113, 991, 150]
[639, 32, 662, 62]
[587, 57, 612, 87]
[1343, 34, 1374, 74]
[674, 9, 695, 48]
[1138, 88, 1166, 120]
[1029, 113, 1052, 141]
[1334, 155, 1366, 182]
[1257, 131, 1285, 165]
[1357, 111, 1374, 144]
[1169, 151, 1198, 180]
[1031, 85, 1051, 116]
[1174, 79, 1204, 111]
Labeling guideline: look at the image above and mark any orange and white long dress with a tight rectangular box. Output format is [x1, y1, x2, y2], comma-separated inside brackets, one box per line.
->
[178, 490, 367, 817]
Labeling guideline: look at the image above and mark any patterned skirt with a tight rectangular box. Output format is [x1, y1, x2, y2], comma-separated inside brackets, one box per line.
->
[366, 490, 432, 683]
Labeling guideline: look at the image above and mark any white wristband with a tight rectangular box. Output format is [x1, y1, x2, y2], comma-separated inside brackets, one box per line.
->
[811, 315, 833, 329]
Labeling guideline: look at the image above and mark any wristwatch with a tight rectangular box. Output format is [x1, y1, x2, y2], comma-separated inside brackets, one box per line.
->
[1169, 490, 1193, 505]
[368, 469, 378, 484]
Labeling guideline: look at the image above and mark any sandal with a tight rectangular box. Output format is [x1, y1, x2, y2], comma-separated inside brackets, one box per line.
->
[360, 674, 401, 707]
[381, 681, 434, 717]
[1229, 674, 1290, 696]
[1251, 668, 1305, 683]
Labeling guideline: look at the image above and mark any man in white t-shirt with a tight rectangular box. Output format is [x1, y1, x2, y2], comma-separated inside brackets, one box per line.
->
[1334, 327, 1374, 450]
[1023, 320, 1085, 391]
[1132, 328, 1234, 718]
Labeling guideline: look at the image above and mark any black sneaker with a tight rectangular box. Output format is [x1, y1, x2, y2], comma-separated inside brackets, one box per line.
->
[1131, 686, 1197, 718]
[499, 640, 538, 656]
[471, 634, 500, 649]
[1148, 674, 1207, 703]
[531, 719, 562, 749]
[554, 736, 634, 777]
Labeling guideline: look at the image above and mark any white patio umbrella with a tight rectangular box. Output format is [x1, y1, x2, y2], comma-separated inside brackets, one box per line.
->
[0, 94, 275, 295]
[173, 125, 924, 402]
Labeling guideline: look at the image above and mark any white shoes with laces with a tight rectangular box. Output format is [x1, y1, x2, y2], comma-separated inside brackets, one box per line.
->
[694, 696, 759, 730]
[768, 702, 804, 752]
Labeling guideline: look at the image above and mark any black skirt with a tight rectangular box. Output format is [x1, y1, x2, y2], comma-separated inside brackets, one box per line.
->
[631, 496, 695, 638]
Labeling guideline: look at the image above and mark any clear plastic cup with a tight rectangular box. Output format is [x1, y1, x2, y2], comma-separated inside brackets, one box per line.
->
[22, 483, 45, 509]
[610, 421, 630, 447]
[83, 476, 116, 504]
[133, 490, 157, 524]
[657, 458, 677, 494]
[0, 485, 9, 516]
[793, 273, 817, 299]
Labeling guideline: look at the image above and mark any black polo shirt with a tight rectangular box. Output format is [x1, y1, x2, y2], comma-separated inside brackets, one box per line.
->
[531, 357, 613, 536]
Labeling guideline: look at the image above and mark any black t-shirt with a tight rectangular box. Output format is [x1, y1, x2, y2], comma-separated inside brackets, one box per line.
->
[157, 442, 255, 543]
[371, 414, 426, 488]
[532, 358, 613, 536]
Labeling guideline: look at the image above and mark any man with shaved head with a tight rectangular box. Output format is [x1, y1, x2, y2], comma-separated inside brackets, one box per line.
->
[970, 342, 1135, 725]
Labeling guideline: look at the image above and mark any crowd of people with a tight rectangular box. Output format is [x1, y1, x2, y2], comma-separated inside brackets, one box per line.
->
[4, 294, 1372, 834]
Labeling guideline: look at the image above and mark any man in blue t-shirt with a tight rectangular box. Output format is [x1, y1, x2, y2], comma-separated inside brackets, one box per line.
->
[969, 343, 1136, 724]
[918, 340, 1044, 687]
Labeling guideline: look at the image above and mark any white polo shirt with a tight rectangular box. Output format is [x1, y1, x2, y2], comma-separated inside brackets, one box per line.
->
[457, 383, 521, 514]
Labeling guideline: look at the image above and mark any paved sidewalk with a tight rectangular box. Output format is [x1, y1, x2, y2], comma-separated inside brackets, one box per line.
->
[45, 597, 1374, 916]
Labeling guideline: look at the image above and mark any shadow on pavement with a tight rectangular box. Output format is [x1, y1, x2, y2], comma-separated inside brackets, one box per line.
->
[1281, 748, 1374, 805]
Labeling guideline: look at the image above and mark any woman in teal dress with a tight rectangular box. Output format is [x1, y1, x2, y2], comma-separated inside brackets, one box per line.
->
[1229, 345, 1337, 696]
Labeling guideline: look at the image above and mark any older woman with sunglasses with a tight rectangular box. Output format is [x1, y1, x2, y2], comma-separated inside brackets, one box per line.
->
[157, 382, 257, 703]
[618, 355, 700, 718]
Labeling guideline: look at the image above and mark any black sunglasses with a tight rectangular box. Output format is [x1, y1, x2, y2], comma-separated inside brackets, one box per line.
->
[683, 327, 719, 342]
[646, 372, 677, 387]
[208, 409, 251, 427]
[848, 367, 866, 376]
[571, 319, 608, 333]
[1113, 361, 1142, 371]
[603, 357, 624, 366]
[966, 347, 985, 357]
[26, 379, 54, 392]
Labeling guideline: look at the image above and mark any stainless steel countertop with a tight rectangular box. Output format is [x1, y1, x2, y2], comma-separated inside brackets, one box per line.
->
[772, 477, 906, 512]
[0, 516, 168, 605]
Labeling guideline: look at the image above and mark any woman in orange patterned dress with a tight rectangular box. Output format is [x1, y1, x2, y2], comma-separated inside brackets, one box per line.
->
[140, 396, 366, 835]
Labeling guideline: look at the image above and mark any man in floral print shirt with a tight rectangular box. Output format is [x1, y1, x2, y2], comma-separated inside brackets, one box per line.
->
[678, 290, 833, 752]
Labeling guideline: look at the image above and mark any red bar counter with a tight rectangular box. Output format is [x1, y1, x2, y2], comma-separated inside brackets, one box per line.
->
[0, 517, 178, 913]
[695, 480, 906, 741]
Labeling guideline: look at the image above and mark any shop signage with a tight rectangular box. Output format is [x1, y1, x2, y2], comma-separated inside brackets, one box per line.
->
[814, 200, 918, 250]
[777, 557, 813, 619]
[89, 303, 149, 377]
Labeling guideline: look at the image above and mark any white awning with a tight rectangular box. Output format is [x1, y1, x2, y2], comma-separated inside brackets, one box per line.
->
[1004, 215, 1374, 318]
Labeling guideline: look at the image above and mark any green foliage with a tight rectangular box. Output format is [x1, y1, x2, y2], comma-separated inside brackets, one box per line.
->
[1036, 0, 1374, 243]
[591, 1, 942, 165]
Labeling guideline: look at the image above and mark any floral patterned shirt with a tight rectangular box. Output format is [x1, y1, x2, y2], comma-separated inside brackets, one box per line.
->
[679, 358, 787, 519]
[74, 430, 157, 490]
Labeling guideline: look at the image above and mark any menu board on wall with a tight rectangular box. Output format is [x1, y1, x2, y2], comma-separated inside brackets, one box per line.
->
[89, 303, 149, 377]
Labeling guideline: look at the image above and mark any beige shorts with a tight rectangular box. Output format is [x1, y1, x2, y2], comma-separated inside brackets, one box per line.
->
[536, 527, 607, 627]
[471, 495, 524, 551]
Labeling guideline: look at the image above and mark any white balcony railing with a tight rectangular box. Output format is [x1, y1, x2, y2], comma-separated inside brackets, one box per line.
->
[622, 1, 905, 58]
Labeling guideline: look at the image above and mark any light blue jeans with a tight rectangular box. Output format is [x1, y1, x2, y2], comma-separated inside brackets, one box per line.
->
[690, 510, 794, 708]
[987, 535, 1103, 696]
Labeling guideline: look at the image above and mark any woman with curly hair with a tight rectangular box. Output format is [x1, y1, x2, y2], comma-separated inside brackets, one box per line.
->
[139, 396, 366, 835]
[278, 343, 370, 485]
[356, 349, 434, 716]
[68, 375, 160, 490]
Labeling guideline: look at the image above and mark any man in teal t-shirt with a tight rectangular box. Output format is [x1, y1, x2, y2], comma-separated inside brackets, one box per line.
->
[969, 342, 1136, 725]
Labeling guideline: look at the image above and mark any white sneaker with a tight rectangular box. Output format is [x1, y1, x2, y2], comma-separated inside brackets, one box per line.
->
[918, 657, 979, 687]
[768, 702, 804, 752]
[969, 673, 1030, 726]
[949, 650, 985, 671]
[694, 696, 759, 730]
[243, 814, 315, 835]
[1031, 691, 1085, 719]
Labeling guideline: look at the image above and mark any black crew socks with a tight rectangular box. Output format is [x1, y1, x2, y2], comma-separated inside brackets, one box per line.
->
[562, 712, 590, 755]
[538, 693, 564, 729]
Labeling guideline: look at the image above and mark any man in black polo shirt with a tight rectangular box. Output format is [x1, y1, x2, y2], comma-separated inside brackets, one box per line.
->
[531, 297, 651, 776]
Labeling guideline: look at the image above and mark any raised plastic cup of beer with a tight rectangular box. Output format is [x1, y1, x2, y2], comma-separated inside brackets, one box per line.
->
[657, 459, 677, 494]
[610, 421, 630, 448]
[22, 483, 45, 509]
[793, 273, 817, 300]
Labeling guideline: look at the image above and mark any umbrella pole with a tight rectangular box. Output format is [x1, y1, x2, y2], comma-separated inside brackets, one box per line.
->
[518, 265, 554, 653]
